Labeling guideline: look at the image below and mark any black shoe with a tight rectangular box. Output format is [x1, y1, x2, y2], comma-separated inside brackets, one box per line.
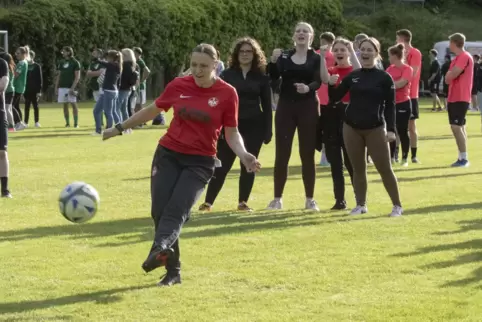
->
[157, 272, 181, 287]
[142, 247, 174, 273]
[331, 200, 347, 210]
[1, 190, 12, 198]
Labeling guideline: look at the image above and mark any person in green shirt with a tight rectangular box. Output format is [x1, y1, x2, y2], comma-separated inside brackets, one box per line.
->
[55, 46, 81, 127]
[13, 46, 28, 130]
[86, 48, 104, 102]
[1, 53, 16, 130]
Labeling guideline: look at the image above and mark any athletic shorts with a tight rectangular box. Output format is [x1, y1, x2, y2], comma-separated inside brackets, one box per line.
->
[0, 102, 7, 151]
[447, 101, 469, 126]
[396, 100, 412, 128]
[410, 98, 419, 120]
[429, 81, 439, 94]
[136, 89, 146, 105]
[58, 88, 77, 103]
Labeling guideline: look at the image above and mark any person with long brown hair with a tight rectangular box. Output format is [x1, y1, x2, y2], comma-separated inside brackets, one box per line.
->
[199, 37, 272, 212]
[92, 50, 122, 134]
[267, 21, 321, 211]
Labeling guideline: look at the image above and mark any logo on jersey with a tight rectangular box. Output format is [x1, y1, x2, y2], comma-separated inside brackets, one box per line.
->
[352, 78, 359, 83]
[152, 166, 158, 177]
[63, 63, 69, 68]
[208, 97, 219, 107]
[180, 94, 191, 99]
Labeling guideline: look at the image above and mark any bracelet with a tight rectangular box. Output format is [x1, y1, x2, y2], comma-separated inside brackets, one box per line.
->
[115, 123, 124, 135]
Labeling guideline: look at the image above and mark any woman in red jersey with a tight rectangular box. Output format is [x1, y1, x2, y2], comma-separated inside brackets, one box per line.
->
[102, 43, 261, 287]
[319, 37, 360, 210]
[386, 44, 413, 167]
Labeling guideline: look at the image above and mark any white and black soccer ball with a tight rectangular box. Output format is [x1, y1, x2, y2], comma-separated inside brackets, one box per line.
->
[59, 182, 100, 223]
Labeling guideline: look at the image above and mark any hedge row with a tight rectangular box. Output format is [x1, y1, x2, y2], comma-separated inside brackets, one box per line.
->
[0, 0, 344, 99]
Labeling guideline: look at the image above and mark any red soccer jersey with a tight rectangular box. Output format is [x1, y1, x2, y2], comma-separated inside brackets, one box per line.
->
[328, 65, 353, 103]
[386, 63, 413, 103]
[448, 51, 474, 103]
[317, 50, 335, 105]
[155, 76, 239, 156]
[406, 47, 422, 99]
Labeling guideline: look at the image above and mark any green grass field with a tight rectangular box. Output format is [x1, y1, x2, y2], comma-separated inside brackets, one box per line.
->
[1, 99, 482, 321]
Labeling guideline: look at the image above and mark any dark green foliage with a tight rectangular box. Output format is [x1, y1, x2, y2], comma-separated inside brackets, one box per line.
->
[0, 0, 343, 99]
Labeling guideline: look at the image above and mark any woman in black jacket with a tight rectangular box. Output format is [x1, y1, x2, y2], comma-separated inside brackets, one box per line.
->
[198, 37, 272, 212]
[24, 50, 42, 127]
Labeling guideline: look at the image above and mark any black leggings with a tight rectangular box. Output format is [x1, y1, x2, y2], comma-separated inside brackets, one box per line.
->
[150, 146, 215, 273]
[204, 116, 265, 205]
[12, 92, 22, 124]
[24, 92, 39, 124]
[390, 100, 412, 160]
[321, 103, 354, 202]
[274, 97, 318, 198]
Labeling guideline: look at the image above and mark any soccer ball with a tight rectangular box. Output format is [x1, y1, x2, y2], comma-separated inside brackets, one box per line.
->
[59, 182, 100, 223]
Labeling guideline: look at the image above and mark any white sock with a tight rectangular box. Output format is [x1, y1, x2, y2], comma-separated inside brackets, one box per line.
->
[460, 152, 467, 160]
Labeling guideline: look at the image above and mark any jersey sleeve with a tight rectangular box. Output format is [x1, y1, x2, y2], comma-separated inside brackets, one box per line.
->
[454, 54, 470, 71]
[383, 74, 396, 133]
[402, 66, 413, 81]
[74, 60, 81, 71]
[222, 87, 239, 128]
[411, 50, 422, 68]
[154, 80, 177, 112]
[328, 71, 353, 102]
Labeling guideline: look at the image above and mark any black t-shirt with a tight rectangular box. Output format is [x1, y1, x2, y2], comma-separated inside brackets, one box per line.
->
[429, 60, 441, 83]
[475, 63, 482, 92]
[99, 61, 121, 91]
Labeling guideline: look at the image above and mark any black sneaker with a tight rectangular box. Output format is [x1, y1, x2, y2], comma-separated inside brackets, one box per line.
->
[1, 190, 12, 198]
[157, 272, 181, 287]
[142, 247, 174, 273]
[331, 200, 347, 210]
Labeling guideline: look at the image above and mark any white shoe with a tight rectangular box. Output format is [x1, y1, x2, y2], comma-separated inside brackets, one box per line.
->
[389, 205, 403, 217]
[15, 123, 26, 131]
[266, 199, 282, 210]
[401, 159, 408, 167]
[305, 199, 320, 212]
[35, 122, 41, 128]
[350, 205, 368, 215]
[91, 131, 102, 136]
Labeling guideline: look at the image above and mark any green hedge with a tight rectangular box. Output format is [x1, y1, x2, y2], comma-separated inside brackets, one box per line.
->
[0, 0, 344, 100]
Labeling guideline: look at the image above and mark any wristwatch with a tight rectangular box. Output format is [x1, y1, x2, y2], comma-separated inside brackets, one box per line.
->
[115, 123, 124, 135]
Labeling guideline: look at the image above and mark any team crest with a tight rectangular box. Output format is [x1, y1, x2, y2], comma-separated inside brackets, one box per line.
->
[208, 97, 218, 107]
[63, 63, 69, 68]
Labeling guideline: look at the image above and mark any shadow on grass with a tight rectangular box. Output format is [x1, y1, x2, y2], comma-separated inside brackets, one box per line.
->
[0, 209, 379, 248]
[373, 171, 482, 183]
[9, 133, 92, 140]
[393, 208, 482, 287]
[122, 164, 453, 181]
[0, 284, 154, 315]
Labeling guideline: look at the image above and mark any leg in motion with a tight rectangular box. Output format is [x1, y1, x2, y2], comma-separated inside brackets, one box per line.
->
[409, 99, 420, 163]
[397, 101, 412, 166]
[0, 108, 10, 197]
[63, 103, 70, 127]
[24, 92, 32, 125]
[32, 94, 40, 125]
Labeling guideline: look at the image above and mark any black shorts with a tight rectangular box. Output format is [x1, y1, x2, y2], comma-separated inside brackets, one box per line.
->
[410, 98, 419, 120]
[429, 81, 439, 94]
[396, 100, 412, 129]
[5, 92, 13, 105]
[0, 102, 7, 151]
[447, 102, 469, 126]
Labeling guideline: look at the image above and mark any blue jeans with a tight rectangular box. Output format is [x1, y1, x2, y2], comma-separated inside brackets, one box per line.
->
[117, 90, 131, 122]
[93, 90, 118, 133]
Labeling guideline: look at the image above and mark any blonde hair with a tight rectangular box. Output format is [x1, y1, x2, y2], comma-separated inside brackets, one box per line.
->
[294, 21, 315, 46]
[121, 48, 136, 63]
